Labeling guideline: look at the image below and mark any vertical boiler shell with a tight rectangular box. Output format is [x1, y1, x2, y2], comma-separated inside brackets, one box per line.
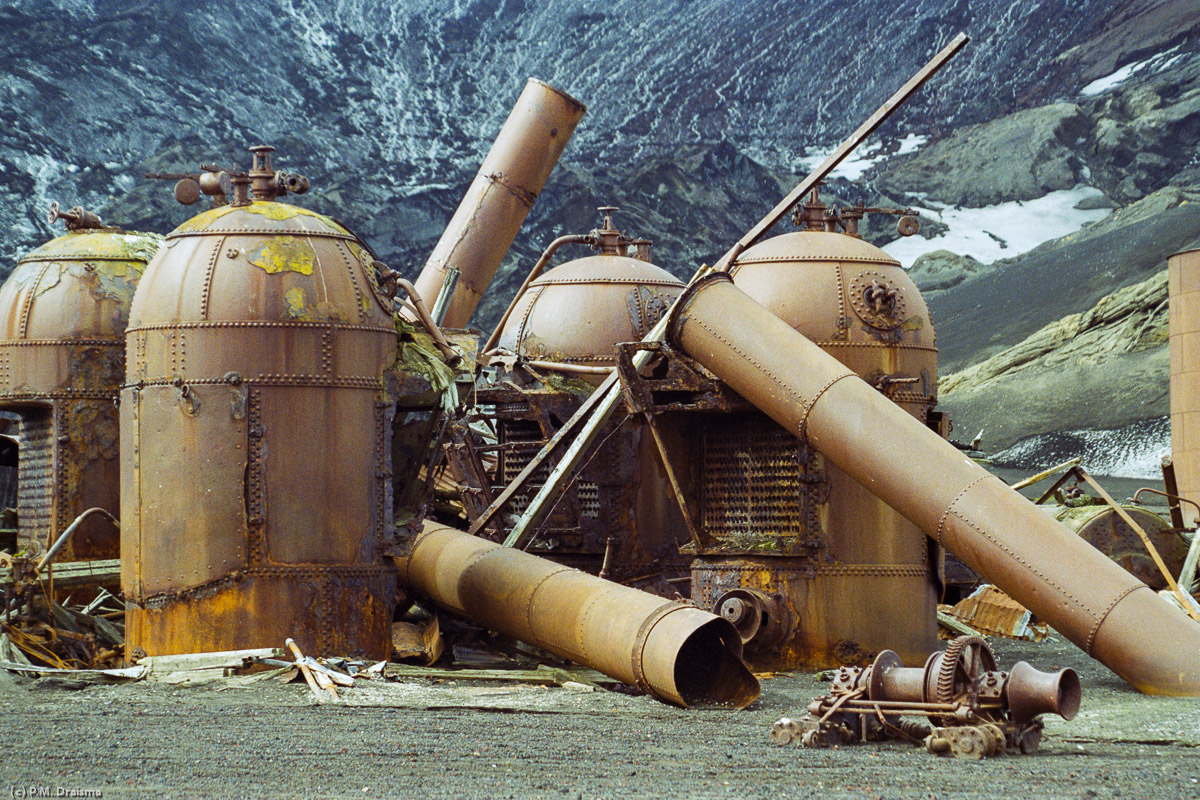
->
[700, 231, 938, 669]
[121, 202, 397, 658]
[0, 228, 161, 560]
[1170, 248, 1200, 527]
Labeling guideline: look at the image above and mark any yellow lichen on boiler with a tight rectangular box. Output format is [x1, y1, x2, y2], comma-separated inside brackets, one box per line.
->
[248, 236, 316, 276]
[172, 204, 242, 233]
[283, 286, 309, 319]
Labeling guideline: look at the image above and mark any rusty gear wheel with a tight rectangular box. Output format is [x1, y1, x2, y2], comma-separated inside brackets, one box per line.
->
[933, 635, 997, 703]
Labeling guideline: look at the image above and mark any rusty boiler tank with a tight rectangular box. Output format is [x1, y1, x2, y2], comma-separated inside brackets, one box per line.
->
[121, 146, 397, 658]
[687, 189, 940, 671]
[471, 209, 690, 587]
[0, 204, 161, 561]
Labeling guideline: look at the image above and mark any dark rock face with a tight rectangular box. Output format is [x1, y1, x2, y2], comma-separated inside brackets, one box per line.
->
[908, 249, 987, 293]
[932, 186, 1200, 372]
[0, 1, 1196, 322]
[876, 104, 1091, 207]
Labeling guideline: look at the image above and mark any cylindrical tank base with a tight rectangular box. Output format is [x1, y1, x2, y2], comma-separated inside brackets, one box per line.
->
[125, 565, 394, 659]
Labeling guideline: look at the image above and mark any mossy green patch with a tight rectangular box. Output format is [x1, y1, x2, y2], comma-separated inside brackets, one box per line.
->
[391, 317, 459, 413]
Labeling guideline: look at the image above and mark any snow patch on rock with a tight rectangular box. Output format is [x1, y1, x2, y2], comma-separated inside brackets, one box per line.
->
[1080, 46, 1188, 96]
[883, 185, 1112, 266]
[798, 134, 928, 182]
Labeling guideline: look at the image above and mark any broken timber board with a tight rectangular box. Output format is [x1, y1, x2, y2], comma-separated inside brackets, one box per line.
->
[1, 559, 120, 589]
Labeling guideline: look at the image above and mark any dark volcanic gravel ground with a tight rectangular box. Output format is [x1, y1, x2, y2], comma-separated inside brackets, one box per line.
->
[1, 637, 1198, 799]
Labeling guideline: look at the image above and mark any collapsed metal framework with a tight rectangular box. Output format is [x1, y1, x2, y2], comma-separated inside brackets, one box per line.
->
[3, 27, 1197, 707]
[429, 32, 1200, 695]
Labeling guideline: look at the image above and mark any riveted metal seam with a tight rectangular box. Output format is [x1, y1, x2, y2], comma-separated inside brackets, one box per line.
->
[942, 499, 1096, 627]
[1085, 583, 1142, 654]
[246, 388, 265, 563]
[127, 321, 396, 334]
[935, 475, 989, 545]
[168, 228, 358, 241]
[200, 235, 224, 319]
[321, 328, 334, 376]
[0, 389, 116, 401]
[630, 600, 692, 698]
[19, 262, 54, 339]
[19, 254, 152, 264]
[50, 401, 67, 545]
[0, 339, 123, 347]
[734, 254, 900, 266]
[531, 277, 683, 287]
[338, 243, 366, 324]
[815, 342, 937, 352]
[521, 563, 577, 654]
[514, 286, 544, 352]
[688, 314, 812, 417]
[126, 375, 382, 389]
[798, 372, 858, 441]
[835, 262, 846, 325]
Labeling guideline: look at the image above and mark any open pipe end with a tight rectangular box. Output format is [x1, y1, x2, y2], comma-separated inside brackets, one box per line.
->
[641, 608, 760, 709]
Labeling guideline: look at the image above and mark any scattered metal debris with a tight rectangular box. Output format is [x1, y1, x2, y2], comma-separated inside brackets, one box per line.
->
[944, 586, 1049, 642]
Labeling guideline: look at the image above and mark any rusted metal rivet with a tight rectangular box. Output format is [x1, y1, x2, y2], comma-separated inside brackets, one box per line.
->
[223, 371, 243, 386]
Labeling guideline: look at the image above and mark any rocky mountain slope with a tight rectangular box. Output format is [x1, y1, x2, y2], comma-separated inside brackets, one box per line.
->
[1, 0, 1199, 473]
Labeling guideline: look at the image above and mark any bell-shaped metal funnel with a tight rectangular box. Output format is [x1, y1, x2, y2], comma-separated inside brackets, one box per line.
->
[1005, 661, 1081, 722]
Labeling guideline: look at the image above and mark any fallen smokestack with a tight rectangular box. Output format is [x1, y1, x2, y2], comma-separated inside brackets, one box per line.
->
[410, 78, 586, 328]
[393, 521, 760, 708]
[668, 272, 1200, 696]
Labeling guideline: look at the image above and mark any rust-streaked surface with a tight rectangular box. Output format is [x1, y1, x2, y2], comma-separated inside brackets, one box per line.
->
[685, 229, 938, 671]
[669, 272, 1200, 695]
[394, 520, 759, 708]
[1170, 248, 1200, 527]
[411, 78, 586, 328]
[122, 196, 396, 658]
[0, 226, 161, 560]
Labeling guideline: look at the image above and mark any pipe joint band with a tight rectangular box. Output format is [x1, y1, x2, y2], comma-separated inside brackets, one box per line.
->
[630, 600, 695, 694]
[1085, 582, 1143, 655]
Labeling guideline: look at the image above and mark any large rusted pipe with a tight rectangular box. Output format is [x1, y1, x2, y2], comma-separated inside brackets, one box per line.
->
[668, 273, 1200, 696]
[410, 78, 586, 328]
[394, 521, 760, 708]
